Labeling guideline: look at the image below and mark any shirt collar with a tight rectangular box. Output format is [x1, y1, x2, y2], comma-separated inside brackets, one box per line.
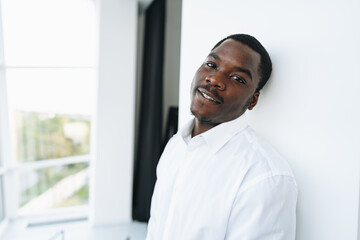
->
[179, 118, 195, 145]
[179, 114, 248, 154]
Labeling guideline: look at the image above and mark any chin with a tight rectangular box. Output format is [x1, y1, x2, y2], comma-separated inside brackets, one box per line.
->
[196, 116, 213, 123]
[190, 108, 216, 124]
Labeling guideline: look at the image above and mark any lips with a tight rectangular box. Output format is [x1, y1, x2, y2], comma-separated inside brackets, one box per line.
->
[197, 88, 222, 104]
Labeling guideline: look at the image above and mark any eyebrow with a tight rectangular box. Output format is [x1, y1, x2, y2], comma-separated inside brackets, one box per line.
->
[207, 52, 253, 80]
[235, 66, 252, 81]
[208, 52, 220, 60]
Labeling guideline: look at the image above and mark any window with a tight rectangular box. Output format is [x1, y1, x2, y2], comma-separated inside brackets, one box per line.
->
[0, 0, 96, 217]
[17, 162, 90, 214]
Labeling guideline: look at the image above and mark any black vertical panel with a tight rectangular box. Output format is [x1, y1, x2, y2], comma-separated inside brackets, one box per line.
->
[132, 0, 166, 222]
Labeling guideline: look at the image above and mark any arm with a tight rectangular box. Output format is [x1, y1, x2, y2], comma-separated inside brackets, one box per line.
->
[225, 175, 297, 240]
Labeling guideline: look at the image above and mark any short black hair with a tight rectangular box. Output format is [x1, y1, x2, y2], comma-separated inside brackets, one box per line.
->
[212, 34, 272, 92]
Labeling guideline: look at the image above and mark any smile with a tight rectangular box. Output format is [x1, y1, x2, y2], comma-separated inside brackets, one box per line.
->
[198, 89, 221, 104]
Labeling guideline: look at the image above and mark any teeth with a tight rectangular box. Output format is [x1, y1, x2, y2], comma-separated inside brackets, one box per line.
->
[200, 91, 216, 102]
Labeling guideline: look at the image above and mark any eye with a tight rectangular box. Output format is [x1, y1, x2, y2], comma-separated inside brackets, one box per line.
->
[232, 75, 246, 84]
[205, 62, 216, 69]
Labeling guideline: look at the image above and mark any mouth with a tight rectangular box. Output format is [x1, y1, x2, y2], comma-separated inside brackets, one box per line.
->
[197, 88, 221, 104]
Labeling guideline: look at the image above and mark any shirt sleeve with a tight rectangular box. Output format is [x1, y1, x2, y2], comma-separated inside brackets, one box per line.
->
[146, 178, 160, 240]
[225, 175, 297, 240]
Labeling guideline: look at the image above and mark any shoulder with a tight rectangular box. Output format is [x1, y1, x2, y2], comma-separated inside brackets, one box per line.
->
[155, 132, 184, 176]
[232, 127, 297, 191]
[225, 127, 297, 239]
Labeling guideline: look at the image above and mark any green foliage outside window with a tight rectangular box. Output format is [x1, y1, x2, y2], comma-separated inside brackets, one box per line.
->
[14, 111, 90, 162]
[19, 163, 89, 208]
[14, 111, 91, 211]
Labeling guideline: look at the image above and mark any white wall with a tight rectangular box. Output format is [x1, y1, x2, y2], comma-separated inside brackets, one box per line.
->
[179, 0, 360, 239]
[91, 0, 137, 225]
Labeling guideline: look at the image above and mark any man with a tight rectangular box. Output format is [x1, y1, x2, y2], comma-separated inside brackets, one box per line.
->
[146, 34, 297, 240]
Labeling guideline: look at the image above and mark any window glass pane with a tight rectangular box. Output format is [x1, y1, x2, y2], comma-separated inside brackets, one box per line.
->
[13, 112, 91, 162]
[18, 162, 89, 214]
[1, 0, 96, 67]
[6, 68, 96, 115]
[0, 176, 4, 221]
[6, 68, 96, 163]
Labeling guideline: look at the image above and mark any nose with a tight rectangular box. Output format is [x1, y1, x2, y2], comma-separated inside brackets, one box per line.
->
[205, 73, 226, 90]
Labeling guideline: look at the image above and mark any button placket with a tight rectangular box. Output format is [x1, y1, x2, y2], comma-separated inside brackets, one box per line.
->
[162, 142, 196, 240]
[163, 136, 206, 240]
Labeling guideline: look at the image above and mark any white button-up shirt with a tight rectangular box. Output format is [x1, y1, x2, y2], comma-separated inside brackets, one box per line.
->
[146, 115, 297, 240]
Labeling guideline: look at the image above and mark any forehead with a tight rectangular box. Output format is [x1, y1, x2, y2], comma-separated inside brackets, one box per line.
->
[211, 39, 261, 77]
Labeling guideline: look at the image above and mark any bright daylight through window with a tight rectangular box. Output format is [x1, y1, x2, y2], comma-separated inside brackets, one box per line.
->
[1, 0, 96, 215]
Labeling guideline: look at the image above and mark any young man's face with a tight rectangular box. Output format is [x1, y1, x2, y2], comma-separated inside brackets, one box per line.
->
[190, 39, 261, 125]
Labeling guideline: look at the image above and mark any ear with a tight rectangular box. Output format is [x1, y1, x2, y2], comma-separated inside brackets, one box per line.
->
[248, 92, 260, 110]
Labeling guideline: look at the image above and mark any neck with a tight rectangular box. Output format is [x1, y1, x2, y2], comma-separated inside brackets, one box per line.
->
[191, 118, 219, 137]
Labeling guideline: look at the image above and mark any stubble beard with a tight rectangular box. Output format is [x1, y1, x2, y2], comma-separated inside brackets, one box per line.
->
[190, 95, 253, 124]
